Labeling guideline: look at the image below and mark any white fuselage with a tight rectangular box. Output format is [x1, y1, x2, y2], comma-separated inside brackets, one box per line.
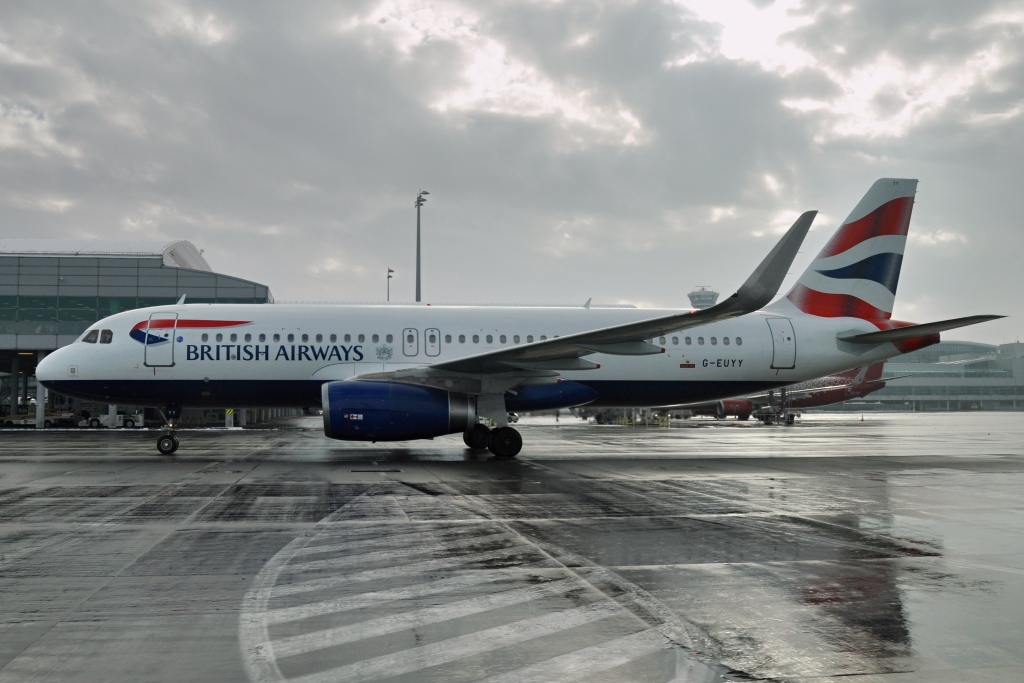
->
[37, 303, 903, 410]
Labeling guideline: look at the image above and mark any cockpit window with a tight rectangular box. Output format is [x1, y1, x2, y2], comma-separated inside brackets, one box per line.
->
[99, 329, 113, 344]
[82, 330, 99, 344]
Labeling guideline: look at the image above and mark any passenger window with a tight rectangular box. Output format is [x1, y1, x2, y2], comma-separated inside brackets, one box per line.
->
[301, 334, 308, 342]
[406, 333, 413, 344]
[444, 334, 452, 343]
[672, 336, 679, 345]
[685, 337, 691, 345]
[499, 335, 506, 344]
[736, 337, 743, 346]
[513, 335, 520, 344]
[459, 335, 466, 343]
[344, 334, 351, 343]
[82, 330, 98, 343]
[698, 337, 704, 345]
[723, 337, 730, 346]
[386, 334, 393, 343]
[259, 334, 266, 342]
[373, 334, 380, 343]
[472, 335, 479, 343]
[358, 334, 365, 343]
[540, 335, 547, 341]
[230, 333, 237, 342]
[711, 337, 717, 345]
[486, 335, 493, 344]
[659, 336, 666, 345]
[216, 333, 223, 342]
[329, 334, 337, 343]
[316, 334, 323, 343]
[202, 333, 209, 342]
[244, 333, 252, 342]
[527, 335, 534, 343]
[99, 329, 113, 344]
[287, 334, 294, 343]
[273, 334, 280, 342]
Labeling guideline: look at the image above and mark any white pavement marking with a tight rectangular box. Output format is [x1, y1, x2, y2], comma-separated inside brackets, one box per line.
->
[280, 532, 515, 573]
[285, 601, 626, 683]
[271, 577, 577, 657]
[266, 569, 558, 624]
[292, 524, 490, 556]
[270, 545, 535, 596]
[476, 629, 670, 683]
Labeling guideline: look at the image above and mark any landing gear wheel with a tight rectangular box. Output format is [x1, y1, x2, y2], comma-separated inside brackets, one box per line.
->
[488, 427, 522, 459]
[157, 435, 179, 455]
[463, 424, 491, 450]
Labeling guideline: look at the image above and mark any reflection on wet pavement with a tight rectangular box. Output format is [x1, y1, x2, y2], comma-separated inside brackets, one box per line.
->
[0, 413, 1022, 681]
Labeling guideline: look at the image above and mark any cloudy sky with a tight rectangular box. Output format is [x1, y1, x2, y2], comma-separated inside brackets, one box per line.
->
[2, 0, 1021, 343]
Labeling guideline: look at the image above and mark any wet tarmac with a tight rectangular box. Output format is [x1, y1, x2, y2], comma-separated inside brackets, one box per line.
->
[0, 412, 1022, 682]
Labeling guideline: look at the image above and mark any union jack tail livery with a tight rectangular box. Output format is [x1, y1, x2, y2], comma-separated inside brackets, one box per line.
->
[781, 178, 916, 320]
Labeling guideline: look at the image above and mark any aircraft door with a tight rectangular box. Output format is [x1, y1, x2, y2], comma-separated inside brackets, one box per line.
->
[425, 328, 441, 357]
[766, 317, 796, 369]
[144, 312, 178, 367]
[403, 328, 419, 356]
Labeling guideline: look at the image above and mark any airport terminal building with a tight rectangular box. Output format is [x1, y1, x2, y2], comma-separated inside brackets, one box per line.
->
[837, 341, 1024, 412]
[1, 239, 273, 422]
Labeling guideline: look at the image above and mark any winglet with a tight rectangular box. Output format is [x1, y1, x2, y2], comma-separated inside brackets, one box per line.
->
[177, 294, 187, 305]
[705, 210, 817, 316]
[583, 298, 592, 309]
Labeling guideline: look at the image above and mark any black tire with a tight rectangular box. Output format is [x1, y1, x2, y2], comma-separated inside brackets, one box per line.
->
[89, 417, 101, 428]
[488, 427, 522, 459]
[157, 435, 177, 455]
[124, 418, 135, 428]
[738, 414, 751, 421]
[463, 424, 491, 450]
[43, 419, 53, 428]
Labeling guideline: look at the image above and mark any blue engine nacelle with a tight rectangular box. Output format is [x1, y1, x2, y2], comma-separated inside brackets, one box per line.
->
[322, 380, 476, 441]
[504, 381, 598, 412]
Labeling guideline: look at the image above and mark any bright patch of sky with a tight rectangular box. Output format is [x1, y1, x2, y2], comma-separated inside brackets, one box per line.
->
[346, 0, 648, 147]
[670, 1, 1023, 140]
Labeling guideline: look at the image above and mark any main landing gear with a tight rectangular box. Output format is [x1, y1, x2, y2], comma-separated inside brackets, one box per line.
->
[463, 422, 523, 459]
[156, 404, 181, 455]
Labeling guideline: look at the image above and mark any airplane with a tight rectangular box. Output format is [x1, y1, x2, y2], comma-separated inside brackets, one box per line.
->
[36, 178, 1002, 458]
[684, 361, 908, 422]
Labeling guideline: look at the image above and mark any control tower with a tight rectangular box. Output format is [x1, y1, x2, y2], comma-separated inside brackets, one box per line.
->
[687, 286, 719, 310]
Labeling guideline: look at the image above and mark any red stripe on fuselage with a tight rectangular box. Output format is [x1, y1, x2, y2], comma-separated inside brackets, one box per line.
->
[131, 319, 253, 332]
[819, 196, 914, 258]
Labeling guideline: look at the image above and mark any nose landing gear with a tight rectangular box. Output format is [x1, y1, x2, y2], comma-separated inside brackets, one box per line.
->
[156, 404, 181, 455]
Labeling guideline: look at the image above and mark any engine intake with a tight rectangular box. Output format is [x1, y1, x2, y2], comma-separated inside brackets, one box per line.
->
[322, 380, 476, 441]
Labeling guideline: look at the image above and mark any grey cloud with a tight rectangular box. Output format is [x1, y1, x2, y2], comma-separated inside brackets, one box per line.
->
[0, 0, 1020, 343]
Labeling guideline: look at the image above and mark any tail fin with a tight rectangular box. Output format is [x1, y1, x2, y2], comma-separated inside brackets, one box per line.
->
[779, 178, 917, 320]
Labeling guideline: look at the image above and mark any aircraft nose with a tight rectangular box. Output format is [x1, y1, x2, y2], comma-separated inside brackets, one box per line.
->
[36, 348, 65, 384]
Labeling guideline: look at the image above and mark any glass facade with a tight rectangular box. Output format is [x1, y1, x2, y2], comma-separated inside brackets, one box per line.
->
[0, 255, 272, 344]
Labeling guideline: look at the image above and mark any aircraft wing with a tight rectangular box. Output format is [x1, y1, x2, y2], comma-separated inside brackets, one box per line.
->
[422, 210, 817, 375]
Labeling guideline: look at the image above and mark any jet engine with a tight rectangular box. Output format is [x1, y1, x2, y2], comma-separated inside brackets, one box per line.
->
[715, 399, 754, 421]
[322, 380, 476, 441]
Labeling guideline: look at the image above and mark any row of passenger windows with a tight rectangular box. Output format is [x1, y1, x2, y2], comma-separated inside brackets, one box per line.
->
[195, 332, 558, 344]
[658, 335, 742, 346]
[77, 327, 741, 349]
[81, 329, 114, 344]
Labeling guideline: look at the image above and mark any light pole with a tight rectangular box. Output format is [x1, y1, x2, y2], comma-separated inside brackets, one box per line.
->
[387, 268, 394, 302]
[415, 190, 429, 302]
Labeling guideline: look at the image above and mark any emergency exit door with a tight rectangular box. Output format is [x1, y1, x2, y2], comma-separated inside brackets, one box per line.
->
[403, 328, 419, 356]
[766, 317, 796, 369]
[144, 312, 178, 367]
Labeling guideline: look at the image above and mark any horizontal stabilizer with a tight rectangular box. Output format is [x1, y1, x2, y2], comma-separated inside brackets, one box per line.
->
[837, 315, 1004, 344]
